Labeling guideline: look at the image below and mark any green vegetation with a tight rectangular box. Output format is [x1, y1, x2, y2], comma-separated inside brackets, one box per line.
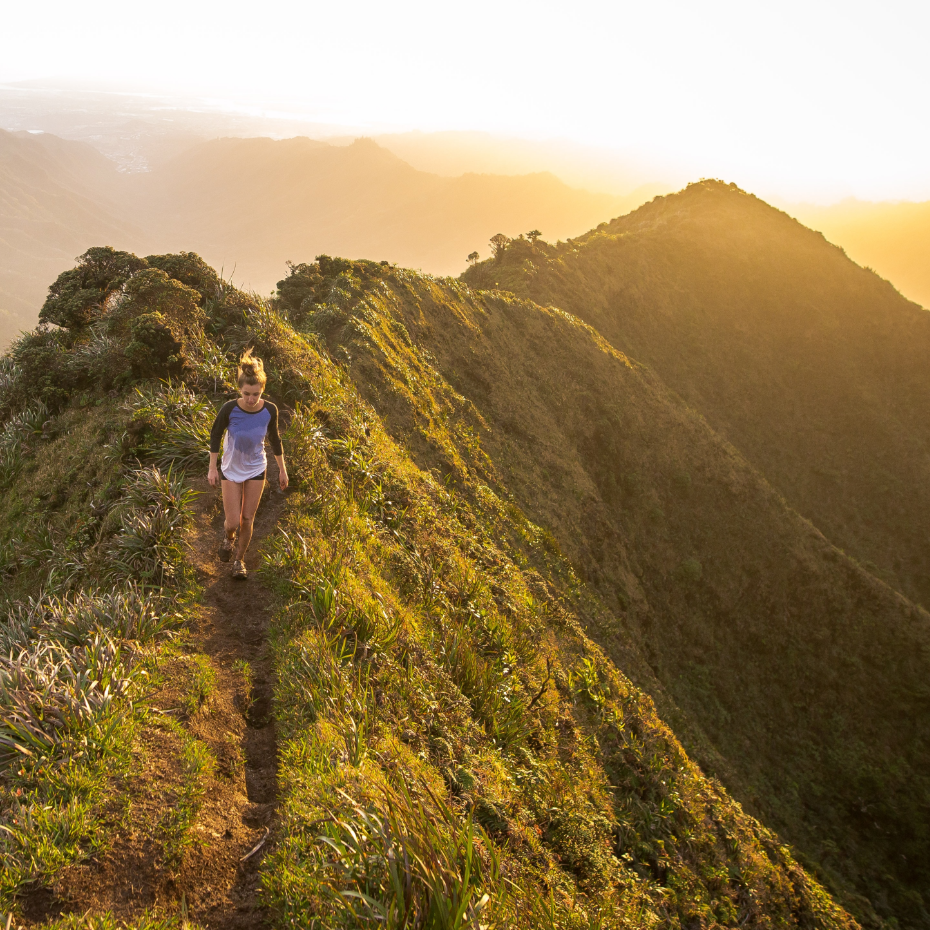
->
[160, 729, 216, 869]
[0, 251, 269, 915]
[281, 246, 930, 929]
[31, 911, 202, 930]
[1, 224, 925, 929]
[461, 180, 930, 614]
[256, 353, 852, 928]
[180, 655, 218, 717]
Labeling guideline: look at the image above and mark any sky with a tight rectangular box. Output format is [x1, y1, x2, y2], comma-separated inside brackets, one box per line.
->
[2, 0, 929, 202]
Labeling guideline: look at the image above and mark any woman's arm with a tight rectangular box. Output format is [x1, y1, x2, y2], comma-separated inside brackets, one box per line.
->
[266, 403, 287, 490]
[208, 402, 233, 486]
[275, 453, 289, 491]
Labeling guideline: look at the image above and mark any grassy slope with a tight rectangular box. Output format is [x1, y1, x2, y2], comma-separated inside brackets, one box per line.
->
[460, 181, 930, 616]
[0, 251, 858, 929]
[0, 397, 207, 919]
[275, 258, 930, 928]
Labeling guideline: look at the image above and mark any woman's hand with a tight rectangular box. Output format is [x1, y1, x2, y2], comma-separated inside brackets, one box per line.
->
[279, 467, 289, 491]
[208, 465, 218, 487]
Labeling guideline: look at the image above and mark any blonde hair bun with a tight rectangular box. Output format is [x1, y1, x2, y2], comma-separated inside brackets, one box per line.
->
[237, 348, 267, 387]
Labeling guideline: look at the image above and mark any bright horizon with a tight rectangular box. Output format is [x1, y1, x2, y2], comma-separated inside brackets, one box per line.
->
[2, 0, 929, 203]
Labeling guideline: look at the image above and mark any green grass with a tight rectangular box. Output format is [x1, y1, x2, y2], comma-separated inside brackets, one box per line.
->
[180, 654, 217, 718]
[255, 343, 855, 928]
[30, 908, 204, 929]
[0, 379, 206, 912]
[0, 248, 868, 929]
[160, 728, 216, 870]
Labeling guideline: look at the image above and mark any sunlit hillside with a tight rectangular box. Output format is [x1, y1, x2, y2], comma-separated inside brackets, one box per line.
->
[789, 198, 930, 310]
[462, 182, 930, 615]
[0, 248, 868, 929]
[292, 246, 930, 929]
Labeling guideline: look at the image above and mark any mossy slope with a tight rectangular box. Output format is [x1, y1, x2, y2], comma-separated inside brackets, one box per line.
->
[277, 254, 930, 928]
[0, 248, 864, 928]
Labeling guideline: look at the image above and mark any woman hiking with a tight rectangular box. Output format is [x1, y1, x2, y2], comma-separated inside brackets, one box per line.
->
[208, 349, 288, 579]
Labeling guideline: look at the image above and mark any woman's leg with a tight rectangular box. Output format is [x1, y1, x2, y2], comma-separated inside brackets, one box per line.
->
[221, 480, 243, 539]
[235, 478, 266, 560]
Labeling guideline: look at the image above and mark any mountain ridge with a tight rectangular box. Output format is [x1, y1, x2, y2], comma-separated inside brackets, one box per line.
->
[461, 180, 930, 612]
[0, 246, 867, 928]
[283, 249, 930, 928]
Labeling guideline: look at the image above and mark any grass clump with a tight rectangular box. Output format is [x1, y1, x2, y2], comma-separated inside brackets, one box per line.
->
[105, 465, 196, 585]
[160, 731, 216, 870]
[180, 654, 217, 717]
[30, 907, 203, 929]
[123, 380, 217, 472]
[271, 778, 499, 929]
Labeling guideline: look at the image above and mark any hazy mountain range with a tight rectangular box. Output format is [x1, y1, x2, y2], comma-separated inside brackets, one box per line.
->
[0, 128, 141, 343]
[2, 82, 929, 348]
[0, 127, 630, 347]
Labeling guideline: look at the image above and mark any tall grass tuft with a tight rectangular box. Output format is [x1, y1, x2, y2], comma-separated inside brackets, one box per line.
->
[0, 400, 48, 489]
[274, 781, 500, 930]
[0, 634, 130, 764]
[106, 466, 195, 584]
[125, 381, 216, 473]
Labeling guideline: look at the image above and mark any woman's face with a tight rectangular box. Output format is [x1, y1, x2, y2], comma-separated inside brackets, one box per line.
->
[240, 382, 263, 408]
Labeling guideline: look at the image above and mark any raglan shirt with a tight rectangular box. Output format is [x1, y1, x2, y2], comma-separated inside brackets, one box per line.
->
[209, 400, 282, 482]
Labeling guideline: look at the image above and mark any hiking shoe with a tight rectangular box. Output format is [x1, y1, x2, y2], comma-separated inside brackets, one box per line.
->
[218, 533, 236, 562]
[232, 559, 247, 580]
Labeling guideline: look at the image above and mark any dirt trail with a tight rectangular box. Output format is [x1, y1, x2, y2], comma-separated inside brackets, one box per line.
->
[179, 460, 286, 928]
[32, 461, 287, 928]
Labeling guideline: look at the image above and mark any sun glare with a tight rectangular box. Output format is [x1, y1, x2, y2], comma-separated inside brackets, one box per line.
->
[2, 0, 928, 199]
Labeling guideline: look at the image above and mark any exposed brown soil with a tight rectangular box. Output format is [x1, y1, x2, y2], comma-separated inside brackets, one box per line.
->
[25, 461, 287, 928]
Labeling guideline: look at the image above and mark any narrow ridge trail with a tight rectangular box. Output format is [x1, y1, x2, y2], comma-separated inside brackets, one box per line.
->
[180, 459, 286, 929]
[30, 461, 287, 928]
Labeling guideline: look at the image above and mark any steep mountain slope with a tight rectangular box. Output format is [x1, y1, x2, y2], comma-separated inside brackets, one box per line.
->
[461, 181, 930, 612]
[126, 136, 626, 287]
[276, 256, 930, 928]
[789, 198, 930, 310]
[0, 249, 859, 929]
[0, 129, 140, 346]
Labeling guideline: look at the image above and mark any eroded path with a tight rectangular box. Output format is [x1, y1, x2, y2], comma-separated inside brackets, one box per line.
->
[34, 463, 286, 929]
[180, 462, 285, 928]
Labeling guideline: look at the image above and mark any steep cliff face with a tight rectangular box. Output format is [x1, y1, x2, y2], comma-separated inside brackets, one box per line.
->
[461, 180, 930, 614]
[276, 253, 929, 928]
